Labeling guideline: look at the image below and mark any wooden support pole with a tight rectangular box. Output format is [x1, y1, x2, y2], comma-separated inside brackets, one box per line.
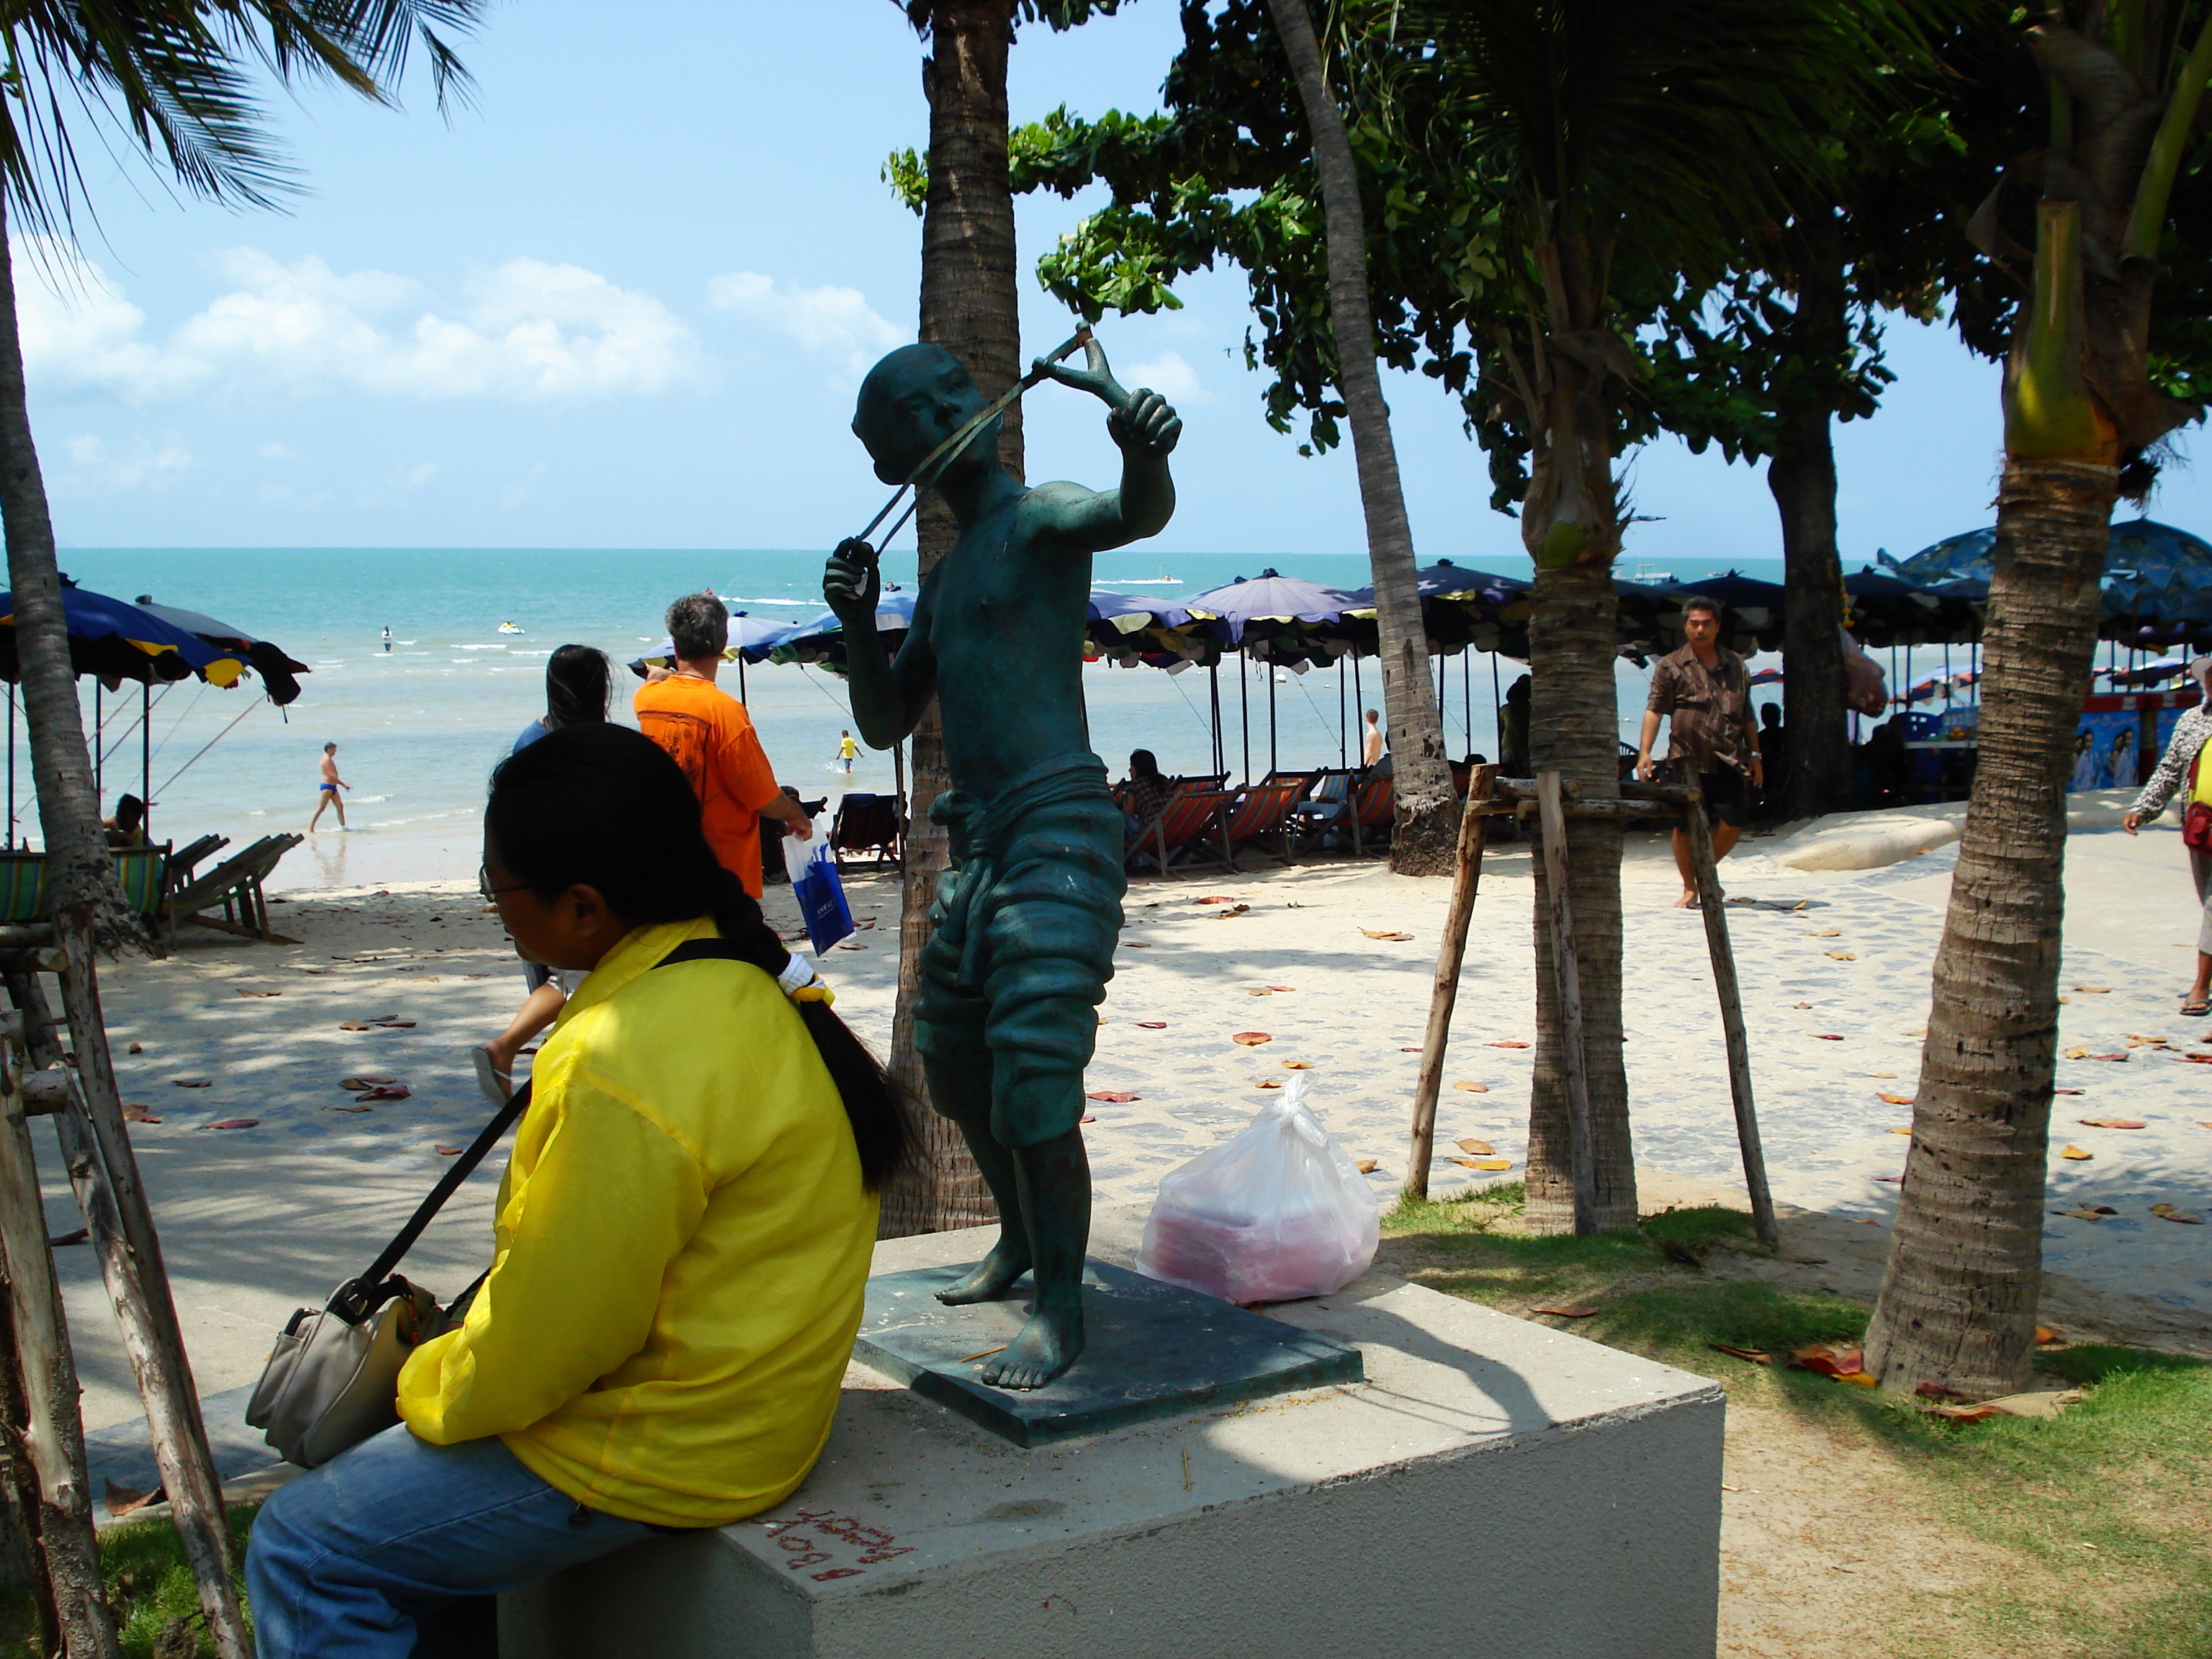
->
[15, 934, 254, 1658]
[1679, 790, 1781, 1251]
[0, 1043, 122, 1659]
[1535, 772, 1598, 1236]
[1407, 765, 1495, 1200]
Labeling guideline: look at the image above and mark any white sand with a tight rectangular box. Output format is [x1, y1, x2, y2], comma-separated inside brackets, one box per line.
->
[35, 811, 2212, 1435]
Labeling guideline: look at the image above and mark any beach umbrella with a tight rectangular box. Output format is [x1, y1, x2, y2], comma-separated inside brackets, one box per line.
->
[133, 599, 309, 706]
[762, 589, 920, 677]
[1182, 569, 1356, 643]
[1885, 518, 2212, 646]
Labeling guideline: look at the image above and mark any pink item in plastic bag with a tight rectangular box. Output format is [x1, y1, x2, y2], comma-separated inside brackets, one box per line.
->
[1136, 1075, 1379, 1304]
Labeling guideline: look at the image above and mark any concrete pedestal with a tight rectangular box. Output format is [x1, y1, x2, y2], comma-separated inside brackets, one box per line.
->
[502, 1210, 1724, 1659]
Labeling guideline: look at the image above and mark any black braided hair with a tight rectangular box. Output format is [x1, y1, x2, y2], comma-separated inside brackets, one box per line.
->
[485, 723, 909, 1189]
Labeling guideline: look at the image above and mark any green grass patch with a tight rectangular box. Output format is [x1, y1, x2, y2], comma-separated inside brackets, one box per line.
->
[1, 1504, 257, 1659]
[1385, 1191, 2212, 1658]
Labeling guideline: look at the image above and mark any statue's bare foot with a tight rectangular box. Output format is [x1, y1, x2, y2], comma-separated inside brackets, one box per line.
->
[937, 1242, 1031, 1305]
[979, 1300, 1083, 1390]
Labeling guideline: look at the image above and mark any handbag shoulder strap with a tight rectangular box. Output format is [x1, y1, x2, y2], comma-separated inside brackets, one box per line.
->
[334, 937, 769, 1318]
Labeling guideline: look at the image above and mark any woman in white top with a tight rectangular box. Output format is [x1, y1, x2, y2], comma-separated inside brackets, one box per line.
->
[2123, 655, 2212, 1015]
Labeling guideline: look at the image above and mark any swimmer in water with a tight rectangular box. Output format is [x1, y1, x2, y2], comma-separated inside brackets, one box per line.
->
[309, 742, 349, 831]
[382, 626, 392, 653]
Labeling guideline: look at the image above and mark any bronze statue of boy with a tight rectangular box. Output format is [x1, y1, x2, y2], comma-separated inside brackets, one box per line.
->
[824, 339, 1179, 1389]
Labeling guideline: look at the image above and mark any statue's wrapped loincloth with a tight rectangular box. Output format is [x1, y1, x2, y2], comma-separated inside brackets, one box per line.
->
[913, 751, 1128, 1148]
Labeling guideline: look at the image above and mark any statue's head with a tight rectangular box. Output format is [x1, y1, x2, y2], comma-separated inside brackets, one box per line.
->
[853, 343, 1000, 487]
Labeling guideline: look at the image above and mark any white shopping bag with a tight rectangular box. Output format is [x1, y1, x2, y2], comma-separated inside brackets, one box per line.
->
[782, 815, 853, 953]
[1135, 1074, 1379, 1304]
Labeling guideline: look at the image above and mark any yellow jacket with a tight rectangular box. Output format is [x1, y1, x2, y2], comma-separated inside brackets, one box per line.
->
[396, 917, 878, 1527]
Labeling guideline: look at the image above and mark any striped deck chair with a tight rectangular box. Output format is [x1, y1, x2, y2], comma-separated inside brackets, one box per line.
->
[1347, 774, 1397, 856]
[0, 844, 172, 922]
[1216, 778, 1310, 868]
[1130, 787, 1232, 878]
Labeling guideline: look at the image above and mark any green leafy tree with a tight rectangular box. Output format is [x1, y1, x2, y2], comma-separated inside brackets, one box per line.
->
[1866, 0, 2212, 1398]
[0, 2, 477, 956]
[1002, 0, 1934, 1232]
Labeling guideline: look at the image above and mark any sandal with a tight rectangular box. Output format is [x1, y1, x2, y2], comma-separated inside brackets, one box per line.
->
[2182, 1000, 2210, 1017]
[472, 1044, 514, 1105]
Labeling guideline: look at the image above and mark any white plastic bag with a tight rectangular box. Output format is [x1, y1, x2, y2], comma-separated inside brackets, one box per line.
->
[1135, 1074, 1379, 1304]
[782, 814, 853, 953]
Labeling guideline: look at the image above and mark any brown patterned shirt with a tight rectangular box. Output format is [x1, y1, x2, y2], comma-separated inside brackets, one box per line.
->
[1647, 643, 1753, 775]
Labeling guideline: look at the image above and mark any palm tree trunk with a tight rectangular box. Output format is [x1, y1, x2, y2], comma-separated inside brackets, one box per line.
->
[0, 215, 138, 949]
[879, 0, 1018, 1236]
[1770, 210, 1850, 822]
[1862, 457, 2111, 1395]
[1266, 0, 1455, 875]
[1521, 556, 1636, 1233]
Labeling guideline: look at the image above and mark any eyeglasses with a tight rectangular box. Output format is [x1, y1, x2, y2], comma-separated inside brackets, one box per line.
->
[478, 865, 529, 903]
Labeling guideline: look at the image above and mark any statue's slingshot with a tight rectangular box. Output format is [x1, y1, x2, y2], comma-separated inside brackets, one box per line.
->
[848, 326, 1130, 551]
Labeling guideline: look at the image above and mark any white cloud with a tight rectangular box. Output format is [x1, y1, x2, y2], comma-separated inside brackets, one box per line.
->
[56, 433, 191, 492]
[707, 270, 903, 374]
[1122, 351, 1213, 407]
[15, 240, 706, 404]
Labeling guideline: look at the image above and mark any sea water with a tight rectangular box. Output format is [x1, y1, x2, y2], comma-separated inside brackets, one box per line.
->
[23, 546, 1802, 888]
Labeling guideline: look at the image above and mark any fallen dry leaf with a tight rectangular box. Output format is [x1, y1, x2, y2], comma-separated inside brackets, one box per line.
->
[1876, 1174, 1904, 1183]
[1359, 928, 1415, 941]
[2151, 1203, 2206, 1224]
[1455, 1138, 1496, 1156]
[1246, 987, 1274, 996]
[170, 1078, 211, 1088]
[1210, 905, 1250, 919]
[1195, 895, 1237, 904]
[1825, 950, 1858, 961]
[1268, 985, 1295, 992]
[339, 1021, 372, 1031]
[1791, 1001, 1812, 1010]
[1255, 1079, 1282, 1089]
[1231, 1032, 1272, 1046]
[1807, 929, 1841, 938]
[1871, 1071, 1898, 1079]
[1533, 1303, 1599, 1318]
[126, 1041, 143, 1053]
[1788, 1344, 1878, 1386]
[1121, 940, 1151, 948]
[2036, 1326, 2063, 1345]
[1453, 1080, 1490, 1093]
[2072, 984, 2112, 994]
[201, 1118, 259, 1130]
[330, 1105, 373, 1114]
[1136, 1021, 1167, 1029]
[2059, 1145, 2094, 1160]
[1080, 1114, 1094, 1124]
[354, 1084, 411, 1102]
[1355, 1158, 1379, 1174]
[122, 1105, 161, 1125]
[1086, 1090, 1139, 1104]
[1710, 1344, 1773, 1366]
[104, 1479, 161, 1518]
[1813, 1033, 1844, 1041]
[1930, 1403, 2008, 1423]
[1889, 1127, 1912, 1136]
[2064, 1046, 2090, 1059]
[1489, 1040, 1531, 1049]
[1283, 1061, 1314, 1070]
[1878, 1092, 1915, 1106]
[236, 989, 282, 998]
[434, 1144, 464, 1156]
[2078, 1118, 2147, 1129]
[1451, 1156, 1513, 1171]
[338, 1076, 395, 1092]
[2056, 1088, 2086, 1094]
[2055, 1208, 2108, 1220]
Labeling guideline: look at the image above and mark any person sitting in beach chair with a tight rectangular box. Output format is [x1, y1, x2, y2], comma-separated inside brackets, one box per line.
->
[103, 793, 146, 848]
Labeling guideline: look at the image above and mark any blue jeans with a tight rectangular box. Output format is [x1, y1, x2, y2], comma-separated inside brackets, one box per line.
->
[246, 1424, 654, 1658]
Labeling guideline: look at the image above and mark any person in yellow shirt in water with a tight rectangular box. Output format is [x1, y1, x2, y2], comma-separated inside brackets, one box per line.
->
[245, 724, 907, 1658]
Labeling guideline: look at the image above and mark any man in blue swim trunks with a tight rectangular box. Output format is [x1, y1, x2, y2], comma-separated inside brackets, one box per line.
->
[825, 338, 1179, 1389]
[309, 742, 350, 831]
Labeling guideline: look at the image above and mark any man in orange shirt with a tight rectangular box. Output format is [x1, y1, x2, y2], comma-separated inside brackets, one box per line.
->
[634, 593, 811, 898]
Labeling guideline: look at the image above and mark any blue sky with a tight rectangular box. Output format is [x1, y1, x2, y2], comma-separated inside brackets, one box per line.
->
[20, 0, 2211, 560]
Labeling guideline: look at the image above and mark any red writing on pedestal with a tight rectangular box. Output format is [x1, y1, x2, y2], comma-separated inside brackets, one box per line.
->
[758, 1507, 915, 1581]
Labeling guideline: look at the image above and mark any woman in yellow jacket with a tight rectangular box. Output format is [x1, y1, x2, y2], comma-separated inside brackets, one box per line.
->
[246, 723, 907, 1657]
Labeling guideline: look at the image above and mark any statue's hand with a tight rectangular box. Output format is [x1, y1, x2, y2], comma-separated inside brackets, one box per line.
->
[1110, 387, 1182, 457]
[824, 538, 881, 621]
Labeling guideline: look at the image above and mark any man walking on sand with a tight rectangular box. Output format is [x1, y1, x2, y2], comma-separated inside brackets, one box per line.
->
[309, 742, 349, 831]
[1636, 594, 1763, 907]
[634, 592, 811, 899]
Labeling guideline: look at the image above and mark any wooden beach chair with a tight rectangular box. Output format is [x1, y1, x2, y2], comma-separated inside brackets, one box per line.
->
[1287, 769, 1355, 856]
[0, 844, 174, 923]
[1129, 787, 1232, 878]
[1347, 774, 1397, 857]
[830, 793, 903, 870]
[1215, 778, 1310, 868]
[165, 833, 230, 892]
[166, 833, 303, 945]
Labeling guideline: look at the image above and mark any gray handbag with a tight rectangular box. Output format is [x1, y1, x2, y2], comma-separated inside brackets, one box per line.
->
[247, 1082, 529, 1469]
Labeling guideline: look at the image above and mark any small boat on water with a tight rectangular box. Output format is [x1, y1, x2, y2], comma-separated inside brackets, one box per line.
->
[498, 621, 525, 634]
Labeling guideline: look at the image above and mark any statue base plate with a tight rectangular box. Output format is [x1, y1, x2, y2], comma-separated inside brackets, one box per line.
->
[852, 1259, 1363, 1447]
